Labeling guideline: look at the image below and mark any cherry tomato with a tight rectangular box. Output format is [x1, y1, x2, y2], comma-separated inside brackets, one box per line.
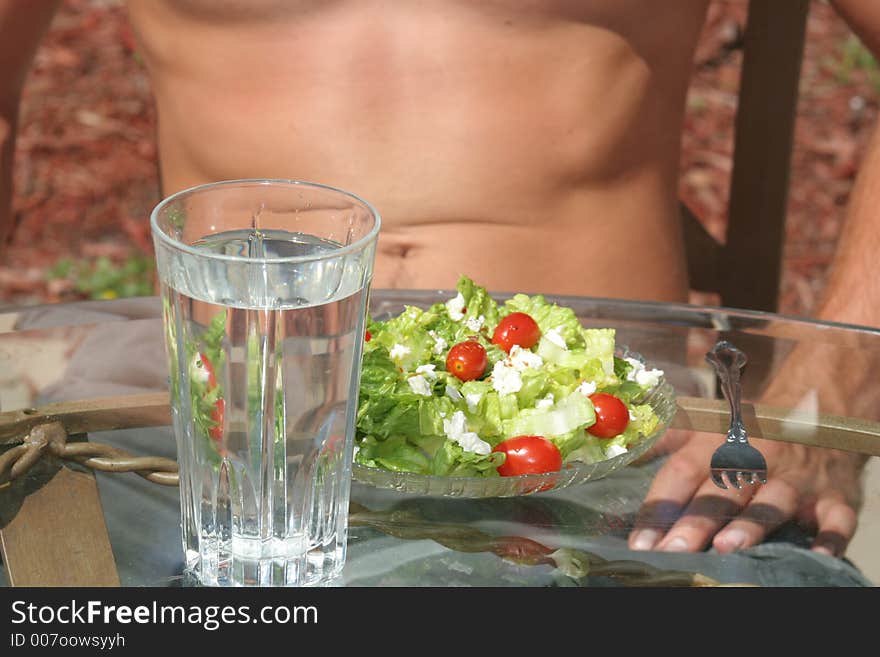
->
[365, 330, 372, 342]
[446, 340, 488, 381]
[493, 435, 562, 476]
[199, 352, 218, 388]
[209, 397, 225, 441]
[587, 392, 629, 438]
[492, 312, 541, 353]
[199, 352, 225, 444]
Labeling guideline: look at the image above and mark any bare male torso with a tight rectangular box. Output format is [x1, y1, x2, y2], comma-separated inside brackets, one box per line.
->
[126, 0, 710, 301]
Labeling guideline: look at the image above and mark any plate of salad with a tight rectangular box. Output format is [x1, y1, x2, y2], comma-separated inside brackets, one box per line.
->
[352, 277, 677, 497]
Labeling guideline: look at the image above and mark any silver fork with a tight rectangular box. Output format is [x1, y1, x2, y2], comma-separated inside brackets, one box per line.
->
[704, 340, 768, 490]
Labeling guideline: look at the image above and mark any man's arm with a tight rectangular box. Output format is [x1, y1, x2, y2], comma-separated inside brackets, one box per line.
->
[0, 0, 61, 259]
[627, 3, 880, 559]
[815, 118, 880, 327]
[820, 1, 880, 327]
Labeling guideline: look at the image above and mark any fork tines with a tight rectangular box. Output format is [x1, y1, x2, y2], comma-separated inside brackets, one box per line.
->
[710, 468, 768, 490]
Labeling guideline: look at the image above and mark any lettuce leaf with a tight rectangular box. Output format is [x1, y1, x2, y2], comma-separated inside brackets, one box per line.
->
[502, 391, 595, 440]
[354, 434, 431, 473]
[430, 440, 504, 477]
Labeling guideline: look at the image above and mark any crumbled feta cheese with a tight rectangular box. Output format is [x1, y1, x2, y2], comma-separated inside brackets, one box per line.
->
[443, 411, 491, 455]
[492, 361, 523, 395]
[464, 314, 485, 332]
[629, 410, 638, 422]
[445, 384, 463, 402]
[536, 393, 555, 410]
[190, 354, 210, 384]
[465, 392, 483, 412]
[507, 344, 543, 370]
[605, 443, 628, 458]
[490, 345, 541, 396]
[428, 330, 448, 355]
[635, 368, 663, 388]
[624, 357, 664, 388]
[446, 293, 466, 321]
[416, 364, 438, 381]
[407, 374, 432, 396]
[545, 327, 568, 350]
[576, 380, 597, 396]
[390, 343, 411, 362]
[623, 357, 642, 375]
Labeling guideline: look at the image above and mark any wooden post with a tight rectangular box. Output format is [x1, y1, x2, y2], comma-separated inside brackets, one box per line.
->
[721, 0, 810, 311]
[1, 450, 120, 586]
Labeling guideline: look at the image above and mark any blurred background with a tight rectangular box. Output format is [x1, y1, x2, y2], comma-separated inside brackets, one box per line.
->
[2, 0, 878, 316]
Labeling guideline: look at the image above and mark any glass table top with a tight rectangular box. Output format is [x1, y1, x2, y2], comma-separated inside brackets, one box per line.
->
[1, 290, 878, 587]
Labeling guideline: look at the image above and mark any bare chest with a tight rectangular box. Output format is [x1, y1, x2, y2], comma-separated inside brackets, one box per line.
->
[126, 0, 708, 242]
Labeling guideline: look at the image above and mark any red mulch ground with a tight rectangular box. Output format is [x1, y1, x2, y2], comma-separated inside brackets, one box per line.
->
[4, 0, 877, 316]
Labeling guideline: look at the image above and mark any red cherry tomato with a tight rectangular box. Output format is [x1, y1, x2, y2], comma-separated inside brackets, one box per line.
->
[492, 312, 541, 353]
[446, 340, 488, 381]
[209, 397, 225, 441]
[493, 435, 562, 476]
[587, 392, 629, 438]
[365, 330, 372, 342]
[199, 352, 225, 444]
[199, 352, 218, 388]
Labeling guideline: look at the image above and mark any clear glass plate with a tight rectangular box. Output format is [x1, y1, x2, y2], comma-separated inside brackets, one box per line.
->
[352, 346, 677, 498]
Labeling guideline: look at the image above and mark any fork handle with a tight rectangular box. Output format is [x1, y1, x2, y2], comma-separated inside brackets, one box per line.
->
[705, 341, 748, 444]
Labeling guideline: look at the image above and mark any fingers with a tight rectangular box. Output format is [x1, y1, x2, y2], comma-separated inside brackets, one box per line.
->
[628, 434, 862, 558]
[811, 496, 858, 557]
[628, 441, 728, 551]
[711, 478, 799, 553]
[629, 438, 797, 553]
[652, 476, 756, 553]
[713, 486, 858, 556]
[632, 471, 857, 556]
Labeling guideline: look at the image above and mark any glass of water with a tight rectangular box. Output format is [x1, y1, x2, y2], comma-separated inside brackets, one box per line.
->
[151, 179, 380, 586]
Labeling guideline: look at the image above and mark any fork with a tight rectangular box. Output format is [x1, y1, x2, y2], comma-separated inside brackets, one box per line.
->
[704, 340, 768, 489]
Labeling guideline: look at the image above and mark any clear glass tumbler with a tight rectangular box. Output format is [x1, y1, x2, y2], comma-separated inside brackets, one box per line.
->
[151, 179, 380, 586]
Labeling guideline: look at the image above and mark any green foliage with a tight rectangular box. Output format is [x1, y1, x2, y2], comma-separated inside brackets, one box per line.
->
[46, 254, 155, 299]
[829, 35, 880, 93]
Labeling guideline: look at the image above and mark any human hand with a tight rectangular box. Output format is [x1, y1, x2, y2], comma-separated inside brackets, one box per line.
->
[627, 428, 866, 557]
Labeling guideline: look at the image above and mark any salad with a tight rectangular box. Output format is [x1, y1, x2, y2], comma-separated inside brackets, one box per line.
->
[354, 276, 665, 479]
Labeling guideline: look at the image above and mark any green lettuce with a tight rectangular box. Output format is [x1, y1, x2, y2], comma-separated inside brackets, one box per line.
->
[355, 434, 431, 473]
[430, 440, 505, 477]
[354, 276, 664, 479]
[502, 389, 596, 440]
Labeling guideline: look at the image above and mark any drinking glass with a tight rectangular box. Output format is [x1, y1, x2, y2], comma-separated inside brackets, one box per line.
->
[151, 179, 380, 586]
